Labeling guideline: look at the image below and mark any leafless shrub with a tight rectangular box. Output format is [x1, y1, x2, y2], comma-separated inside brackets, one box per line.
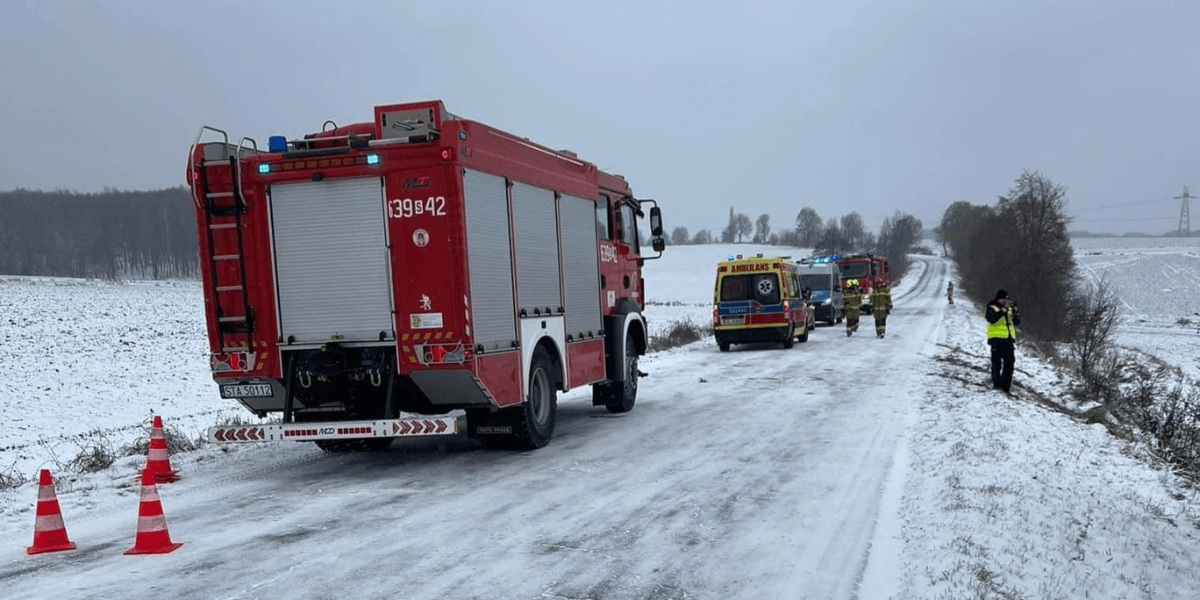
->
[67, 442, 117, 474]
[1065, 279, 1121, 390]
[122, 417, 200, 457]
[648, 319, 709, 353]
[1099, 350, 1200, 481]
[0, 463, 29, 490]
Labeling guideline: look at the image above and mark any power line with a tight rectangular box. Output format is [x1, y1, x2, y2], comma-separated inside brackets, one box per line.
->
[1081, 196, 1176, 211]
[1071, 216, 1176, 223]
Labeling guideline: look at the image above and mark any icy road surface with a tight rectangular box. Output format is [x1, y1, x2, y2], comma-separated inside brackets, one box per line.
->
[1, 258, 949, 600]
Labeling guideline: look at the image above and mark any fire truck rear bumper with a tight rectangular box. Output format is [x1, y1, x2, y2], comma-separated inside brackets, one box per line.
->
[208, 415, 460, 443]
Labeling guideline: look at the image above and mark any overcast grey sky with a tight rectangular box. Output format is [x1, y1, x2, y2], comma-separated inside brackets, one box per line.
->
[3, 0, 1198, 235]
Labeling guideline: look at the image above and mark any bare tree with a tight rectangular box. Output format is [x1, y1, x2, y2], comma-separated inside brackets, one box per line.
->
[734, 213, 753, 242]
[670, 226, 690, 246]
[693, 229, 713, 244]
[878, 211, 923, 281]
[754, 213, 771, 243]
[814, 219, 850, 255]
[840, 212, 866, 252]
[795, 207, 822, 247]
[998, 169, 1076, 339]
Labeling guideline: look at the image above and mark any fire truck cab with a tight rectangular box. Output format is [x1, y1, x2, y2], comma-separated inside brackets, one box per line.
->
[713, 254, 815, 352]
[186, 100, 664, 451]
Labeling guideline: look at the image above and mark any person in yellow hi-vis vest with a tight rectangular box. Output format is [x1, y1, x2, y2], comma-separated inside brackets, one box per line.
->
[985, 289, 1021, 393]
[843, 279, 862, 337]
[871, 282, 891, 338]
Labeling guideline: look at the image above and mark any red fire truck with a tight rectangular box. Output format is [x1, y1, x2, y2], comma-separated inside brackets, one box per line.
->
[835, 254, 890, 311]
[186, 100, 664, 451]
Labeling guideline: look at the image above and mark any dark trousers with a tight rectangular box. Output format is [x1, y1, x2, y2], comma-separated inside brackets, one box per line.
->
[990, 340, 1015, 391]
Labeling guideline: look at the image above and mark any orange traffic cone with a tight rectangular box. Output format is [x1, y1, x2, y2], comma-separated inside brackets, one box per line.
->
[145, 415, 179, 483]
[124, 467, 183, 555]
[27, 469, 77, 555]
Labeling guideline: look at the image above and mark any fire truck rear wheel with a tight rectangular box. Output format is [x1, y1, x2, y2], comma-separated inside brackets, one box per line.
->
[605, 335, 639, 413]
[509, 347, 557, 449]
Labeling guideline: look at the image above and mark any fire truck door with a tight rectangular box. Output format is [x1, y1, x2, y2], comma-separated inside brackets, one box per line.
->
[269, 177, 394, 345]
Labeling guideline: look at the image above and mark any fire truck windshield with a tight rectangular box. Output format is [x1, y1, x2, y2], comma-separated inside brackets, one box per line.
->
[840, 263, 869, 278]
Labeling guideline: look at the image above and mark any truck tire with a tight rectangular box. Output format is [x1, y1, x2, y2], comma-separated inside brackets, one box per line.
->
[509, 347, 557, 449]
[604, 334, 639, 413]
[782, 323, 795, 349]
[718, 342, 730, 352]
[798, 320, 810, 343]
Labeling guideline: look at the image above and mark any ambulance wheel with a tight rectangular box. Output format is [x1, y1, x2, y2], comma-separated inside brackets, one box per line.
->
[798, 322, 810, 343]
[783, 324, 795, 349]
[718, 342, 730, 352]
[510, 347, 557, 448]
[605, 336, 639, 413]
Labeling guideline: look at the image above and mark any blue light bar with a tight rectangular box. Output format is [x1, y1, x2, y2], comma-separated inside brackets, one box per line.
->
[366, 154, 380, 165]
[257, 163, 271, 174]
[268, 135, 287, 152]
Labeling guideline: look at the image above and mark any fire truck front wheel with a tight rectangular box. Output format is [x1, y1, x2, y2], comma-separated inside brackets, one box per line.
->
[598, 334, 639, 413]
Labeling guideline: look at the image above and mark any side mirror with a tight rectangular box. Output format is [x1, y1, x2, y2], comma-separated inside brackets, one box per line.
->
[649, 206, 663, 237]
[834, 285, 841, 292]
[802, 287, 812, 300]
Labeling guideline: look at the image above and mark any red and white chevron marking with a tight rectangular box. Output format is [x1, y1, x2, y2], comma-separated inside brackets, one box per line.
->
[208, 417, 457, 444]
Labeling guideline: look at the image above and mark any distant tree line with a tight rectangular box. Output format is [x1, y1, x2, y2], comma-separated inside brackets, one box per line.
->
[660, 204, 924, 283]
[0, 187, 198, 280]
[936, 169, 1077, 340]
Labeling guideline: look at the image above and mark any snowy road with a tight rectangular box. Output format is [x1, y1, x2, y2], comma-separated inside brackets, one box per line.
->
[1, 257, 951, 600]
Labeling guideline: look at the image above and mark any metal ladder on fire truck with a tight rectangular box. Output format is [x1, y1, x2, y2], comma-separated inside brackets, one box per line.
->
[191, 127, 256, 356]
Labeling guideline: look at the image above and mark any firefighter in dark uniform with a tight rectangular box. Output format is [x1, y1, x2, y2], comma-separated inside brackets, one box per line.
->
[986, 289, 1020, 393]
[843, 279, 862, 336]
[871, 281, 891, 338]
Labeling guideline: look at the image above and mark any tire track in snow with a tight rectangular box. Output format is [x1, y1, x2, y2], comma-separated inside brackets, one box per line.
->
[776, 255, 946, 599]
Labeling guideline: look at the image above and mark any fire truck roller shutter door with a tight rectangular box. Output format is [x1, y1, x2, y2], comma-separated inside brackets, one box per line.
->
[559, 194, 602, 337]
[270, 177, 392, 344]
[462, 169, 517, 351]
[511, 182, 562, 314]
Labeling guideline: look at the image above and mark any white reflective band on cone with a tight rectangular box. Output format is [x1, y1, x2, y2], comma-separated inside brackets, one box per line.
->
[35, 514, 66, 530]
[137, 514, 169, 532]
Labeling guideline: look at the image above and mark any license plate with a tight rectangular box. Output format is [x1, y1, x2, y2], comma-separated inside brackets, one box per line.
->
[220, 384, 274, 398]
[721, 316, 745, 325]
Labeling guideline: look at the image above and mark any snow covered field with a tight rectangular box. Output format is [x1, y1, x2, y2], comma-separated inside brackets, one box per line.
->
[1072, 237, 1200, 381]
[2, 243, 1200, 599]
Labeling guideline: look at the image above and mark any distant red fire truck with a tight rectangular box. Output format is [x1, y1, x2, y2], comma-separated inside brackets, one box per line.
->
[186, 100, 664, 451]
[835, 254, 890, 311]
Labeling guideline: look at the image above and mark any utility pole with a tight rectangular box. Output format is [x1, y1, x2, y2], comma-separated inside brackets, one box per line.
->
[1176, 187, 1193, 237]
